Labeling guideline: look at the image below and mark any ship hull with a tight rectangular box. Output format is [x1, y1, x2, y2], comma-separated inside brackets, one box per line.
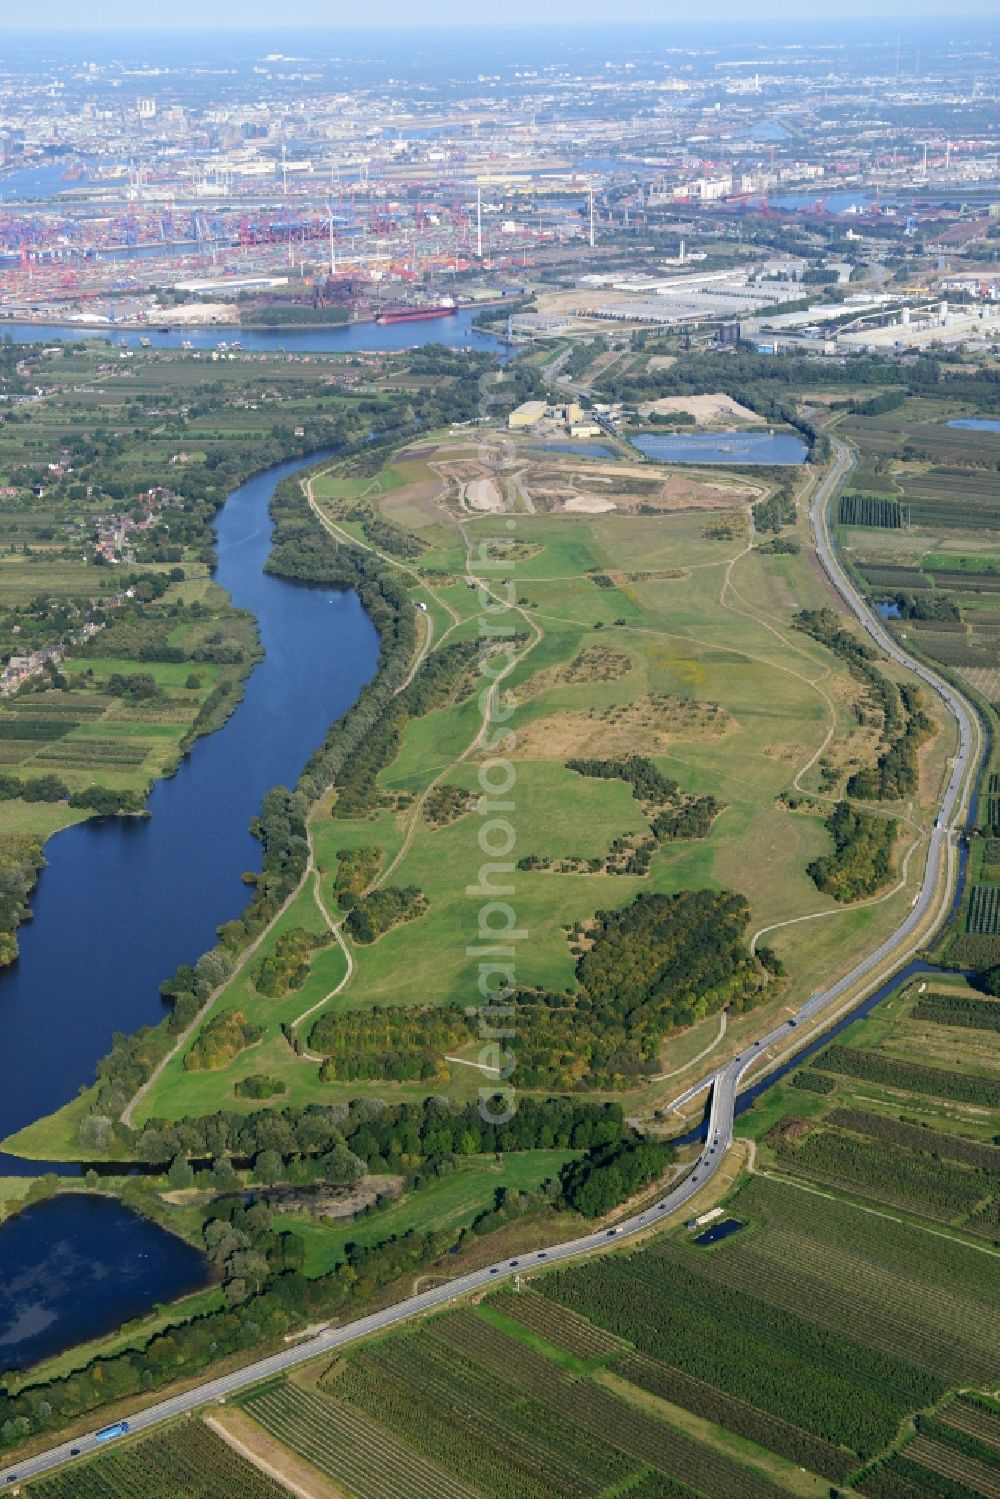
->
[375, 305, 458, 325]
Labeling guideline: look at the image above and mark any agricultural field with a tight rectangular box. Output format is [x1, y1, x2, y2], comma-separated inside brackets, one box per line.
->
[241, 1312, 801, 1499]
[25, 1418, 291, 1499]
[741, 970, 1000, 1245]
[134, 422, 954, 1125]
[224, 1158, 998, 1499]
[832, 392, 1000, 967]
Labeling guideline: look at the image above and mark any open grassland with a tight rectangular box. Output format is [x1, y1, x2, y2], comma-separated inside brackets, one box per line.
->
[137, 448, 945, 1123]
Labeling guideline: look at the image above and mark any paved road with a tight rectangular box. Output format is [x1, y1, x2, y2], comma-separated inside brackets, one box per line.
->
[0, 437, 980, 1490]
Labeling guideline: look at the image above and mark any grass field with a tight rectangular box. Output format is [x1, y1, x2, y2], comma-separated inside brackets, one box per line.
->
[135, 436, 946, 1124]
[270, 1150, 578, 1275]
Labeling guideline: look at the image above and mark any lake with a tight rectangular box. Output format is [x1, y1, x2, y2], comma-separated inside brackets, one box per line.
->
[631, 431, 808, 465]
[948, 419, 1000, 433]
[0, 1194, 208, 1374]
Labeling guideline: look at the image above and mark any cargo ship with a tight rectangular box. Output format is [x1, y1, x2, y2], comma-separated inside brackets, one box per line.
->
[375, 300, 458, 325]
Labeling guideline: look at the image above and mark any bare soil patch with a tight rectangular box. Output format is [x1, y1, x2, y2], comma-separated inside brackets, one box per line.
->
[509, 695, 734, 760]
[466, 476, 504, 512]
[513, 456, 762, 516]
[564, 493, 617, 513]
[256, 1174, 403, 1220]
[638, 392, 764, 426]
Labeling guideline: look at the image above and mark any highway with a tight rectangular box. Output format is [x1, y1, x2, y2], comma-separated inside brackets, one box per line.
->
[0, 437, 981, 1490]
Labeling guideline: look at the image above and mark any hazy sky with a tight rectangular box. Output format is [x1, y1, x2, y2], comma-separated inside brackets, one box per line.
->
[10, 3, 1000, 27]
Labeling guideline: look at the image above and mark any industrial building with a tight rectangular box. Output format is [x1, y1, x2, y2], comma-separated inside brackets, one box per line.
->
[508, 400, 547, 430]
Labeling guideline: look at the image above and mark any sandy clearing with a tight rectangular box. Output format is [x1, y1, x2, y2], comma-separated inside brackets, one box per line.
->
[466, 476, 504, 512]
[564, 493, 618, 513]
[639, 392, 764, 425]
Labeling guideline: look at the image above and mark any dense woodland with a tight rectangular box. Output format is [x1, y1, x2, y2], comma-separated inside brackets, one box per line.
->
[807, 801, 897, 902]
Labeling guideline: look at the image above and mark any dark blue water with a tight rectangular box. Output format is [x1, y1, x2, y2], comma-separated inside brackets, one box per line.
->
[0, 449, 380, 1155]
[948, 419, 1000, 433]
[632, 431, 807, 466]
[530, 442, 616, 458]
[693, 1218, 746, 1246]
[0, 311, 504, 357]
[0, 1194, 208, 1376]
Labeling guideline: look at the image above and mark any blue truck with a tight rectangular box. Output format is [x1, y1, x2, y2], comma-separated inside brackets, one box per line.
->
[95, 1421, 130, 1445]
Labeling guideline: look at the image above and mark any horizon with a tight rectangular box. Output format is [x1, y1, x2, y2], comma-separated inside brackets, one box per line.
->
[5, 9, 1000, 30]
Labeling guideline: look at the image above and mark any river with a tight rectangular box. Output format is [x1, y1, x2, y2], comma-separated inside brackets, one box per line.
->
[0, 309, 506, 357]
[0, 447, 380, 1368]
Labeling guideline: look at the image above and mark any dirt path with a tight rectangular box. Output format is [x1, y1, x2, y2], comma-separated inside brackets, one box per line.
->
[650, 1011, 727, 1083]
[206, 1412, 345, 1499]
[122, 838, 317, 1128]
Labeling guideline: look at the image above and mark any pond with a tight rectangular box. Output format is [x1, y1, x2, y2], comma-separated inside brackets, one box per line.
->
[0, 1195, 208, 1374]
[631, 431, 808, 466]
[529, 441, 616, 459]
[693, 1218, 746, 1246]
[948, 419, 1000, 433]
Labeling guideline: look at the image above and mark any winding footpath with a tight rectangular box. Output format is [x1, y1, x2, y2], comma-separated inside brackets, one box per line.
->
[1, 436, 982, 1491]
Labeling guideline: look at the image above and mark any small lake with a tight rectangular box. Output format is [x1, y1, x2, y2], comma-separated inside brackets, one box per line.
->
[529, 441, 616, 459]
[631, 431, 808, 466]
[948, 419, 1000, 433]
[693, 1218, 746, 1246]
[0, 1195, 207, 1375]
[877, 601, 902, 619]
[0, 310, 506, 357]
